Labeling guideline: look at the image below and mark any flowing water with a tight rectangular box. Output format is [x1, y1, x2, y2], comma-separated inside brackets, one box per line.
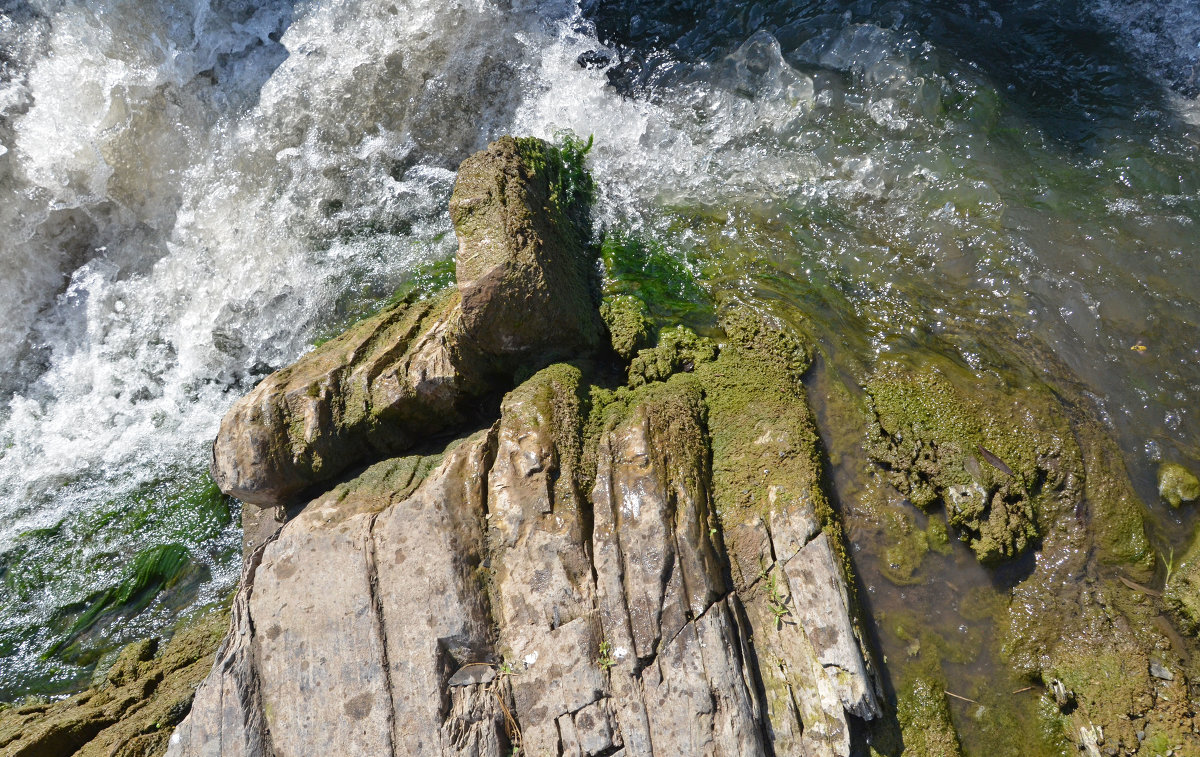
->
[1, 0, 1198, 745]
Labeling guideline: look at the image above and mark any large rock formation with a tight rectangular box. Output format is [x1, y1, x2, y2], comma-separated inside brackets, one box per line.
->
[166, 137, 881, 756]
[169, 342, 881, 757]
[98, 134, 1195, 757]
[210, 136, 603, 506]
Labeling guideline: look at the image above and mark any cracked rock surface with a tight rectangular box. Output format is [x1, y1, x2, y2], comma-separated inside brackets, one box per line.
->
[169, 356, 879, 757]
[168, 137, 879, 756]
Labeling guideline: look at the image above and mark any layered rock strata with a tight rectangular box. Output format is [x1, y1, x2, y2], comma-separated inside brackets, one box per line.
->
[167, 138, 881, 756]
[210, 136, 603, 506]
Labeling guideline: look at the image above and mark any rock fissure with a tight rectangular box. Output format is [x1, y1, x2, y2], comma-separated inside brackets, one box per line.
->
[364, 511, 398, 757]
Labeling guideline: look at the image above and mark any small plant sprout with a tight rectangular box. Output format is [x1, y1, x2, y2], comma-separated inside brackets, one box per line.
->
[1162, 547, 1176, 585]
[766, 571, 790, 621]
[598, 640, 616, 671]
[758, 557, 789, 623]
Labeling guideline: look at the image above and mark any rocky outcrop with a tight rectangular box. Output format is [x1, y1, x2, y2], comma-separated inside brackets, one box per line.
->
[210, 137, 603, 506]
[170, 335, 880, 756]
[168, 137, 880, 756]
[0, 605, 229, 757]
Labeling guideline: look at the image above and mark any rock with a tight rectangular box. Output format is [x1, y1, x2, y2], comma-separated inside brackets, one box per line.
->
[211, 136, 602, 506]
[171, 145, 880, 757]
[171, 338, 881, 756]
[1158, 462, 1200, 508]
[0, 605, 228, 757]
[1166, 533, 1200, 635]
[1149, 659, 1174, 681]
[600, 294, 653, 359]
[448, 136, 604, 372]
[896, 677, 963, 757]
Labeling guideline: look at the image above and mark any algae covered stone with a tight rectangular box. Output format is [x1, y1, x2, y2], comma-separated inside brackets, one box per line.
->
[1158, 462, 1200, 507]
[600, 293, 654, 359]
[896, 677, 963, 757]
[1166, 533, 1200, 634]
[864, 361, 1079, 563]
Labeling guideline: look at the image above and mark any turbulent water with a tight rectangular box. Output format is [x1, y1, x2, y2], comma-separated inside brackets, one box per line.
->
[1, 0, 1198, 719]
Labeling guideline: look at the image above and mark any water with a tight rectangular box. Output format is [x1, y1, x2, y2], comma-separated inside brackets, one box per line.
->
[0, 0, 1197, 738]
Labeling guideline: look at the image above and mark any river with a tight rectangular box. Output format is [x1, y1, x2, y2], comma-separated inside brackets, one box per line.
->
[0, 0, 1197, 748]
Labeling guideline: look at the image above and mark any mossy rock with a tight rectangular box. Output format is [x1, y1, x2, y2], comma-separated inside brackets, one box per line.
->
[628, 326, 717, 388]
[0, 601, 230, 757]
[896, 677, 963, 757]
[864, 361, 1080, 563]
[863, 357, 1152, 569]
[1158, 462, 1200, 508]
[1166, 533, 1200, 635]
[600, 294, 654, 360]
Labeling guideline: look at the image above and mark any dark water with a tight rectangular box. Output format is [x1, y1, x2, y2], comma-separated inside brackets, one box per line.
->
[0, 3, 1198, 744]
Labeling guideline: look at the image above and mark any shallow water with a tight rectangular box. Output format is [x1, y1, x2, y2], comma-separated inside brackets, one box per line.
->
[0, 0, 1197, 739]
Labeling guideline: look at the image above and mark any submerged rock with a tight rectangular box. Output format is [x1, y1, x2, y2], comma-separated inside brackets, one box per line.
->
[0, 605, 228, 757]
[864, 362, 1077, 563]
[210, 136, 602, 506]
[1167, 533, 1200, 635]
[1158, 462, 1200, 508]
[896, 677, 963, 757]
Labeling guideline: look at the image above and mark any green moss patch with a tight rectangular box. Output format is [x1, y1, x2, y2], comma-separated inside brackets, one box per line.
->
[864, 361, 1079, 563]
[896, 676, 964, 757]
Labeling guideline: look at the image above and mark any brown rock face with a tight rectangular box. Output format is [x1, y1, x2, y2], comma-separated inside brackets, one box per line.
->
[168, 354, 880, 757]
[177, 138, 878, 756]
[210, 136, 602, 506]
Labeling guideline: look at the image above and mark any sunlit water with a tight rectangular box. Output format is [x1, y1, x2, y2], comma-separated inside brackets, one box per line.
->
[1, 0, 1197, 737]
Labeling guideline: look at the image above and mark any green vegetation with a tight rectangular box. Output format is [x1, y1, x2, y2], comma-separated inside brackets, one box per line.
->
[597, 640, 616, 671]
[896, 677, 963, 757]
[599, 231, 711, 329]
[48, 543, 192, 657]
[865, 361, 1070, 563]
[0, 467, 238, 698]
[515, 131, 595, 221]
[1158, 462, 1200, 508]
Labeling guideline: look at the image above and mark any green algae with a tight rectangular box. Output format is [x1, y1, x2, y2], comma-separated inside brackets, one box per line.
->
[600, 294, 654, 360]
[48, 544, 193, 657]
[0, 465, 237, 697]
[599, 231, 712, 330]
[0, 599, 231, 757]
[864, 360, 1079, 563]
[514, 131, 595, 222]
[879, 509, 953, 586]
[1158, 462, 1200, 508]
[1166, 532, 1200, 635]
[627, 326, 717, 387]
[896, 676, 964, 757]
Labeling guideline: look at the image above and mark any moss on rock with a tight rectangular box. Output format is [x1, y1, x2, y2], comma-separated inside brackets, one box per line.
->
[1166, 533, 1200, 635]
[1158, 462, 1200, 508]
[628, 326, 717, 388]
[864, 360, 1081, 563]
[600, 294, 654, 360]
[896, 676, 963, 757]
[0, 601, 229, 757]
